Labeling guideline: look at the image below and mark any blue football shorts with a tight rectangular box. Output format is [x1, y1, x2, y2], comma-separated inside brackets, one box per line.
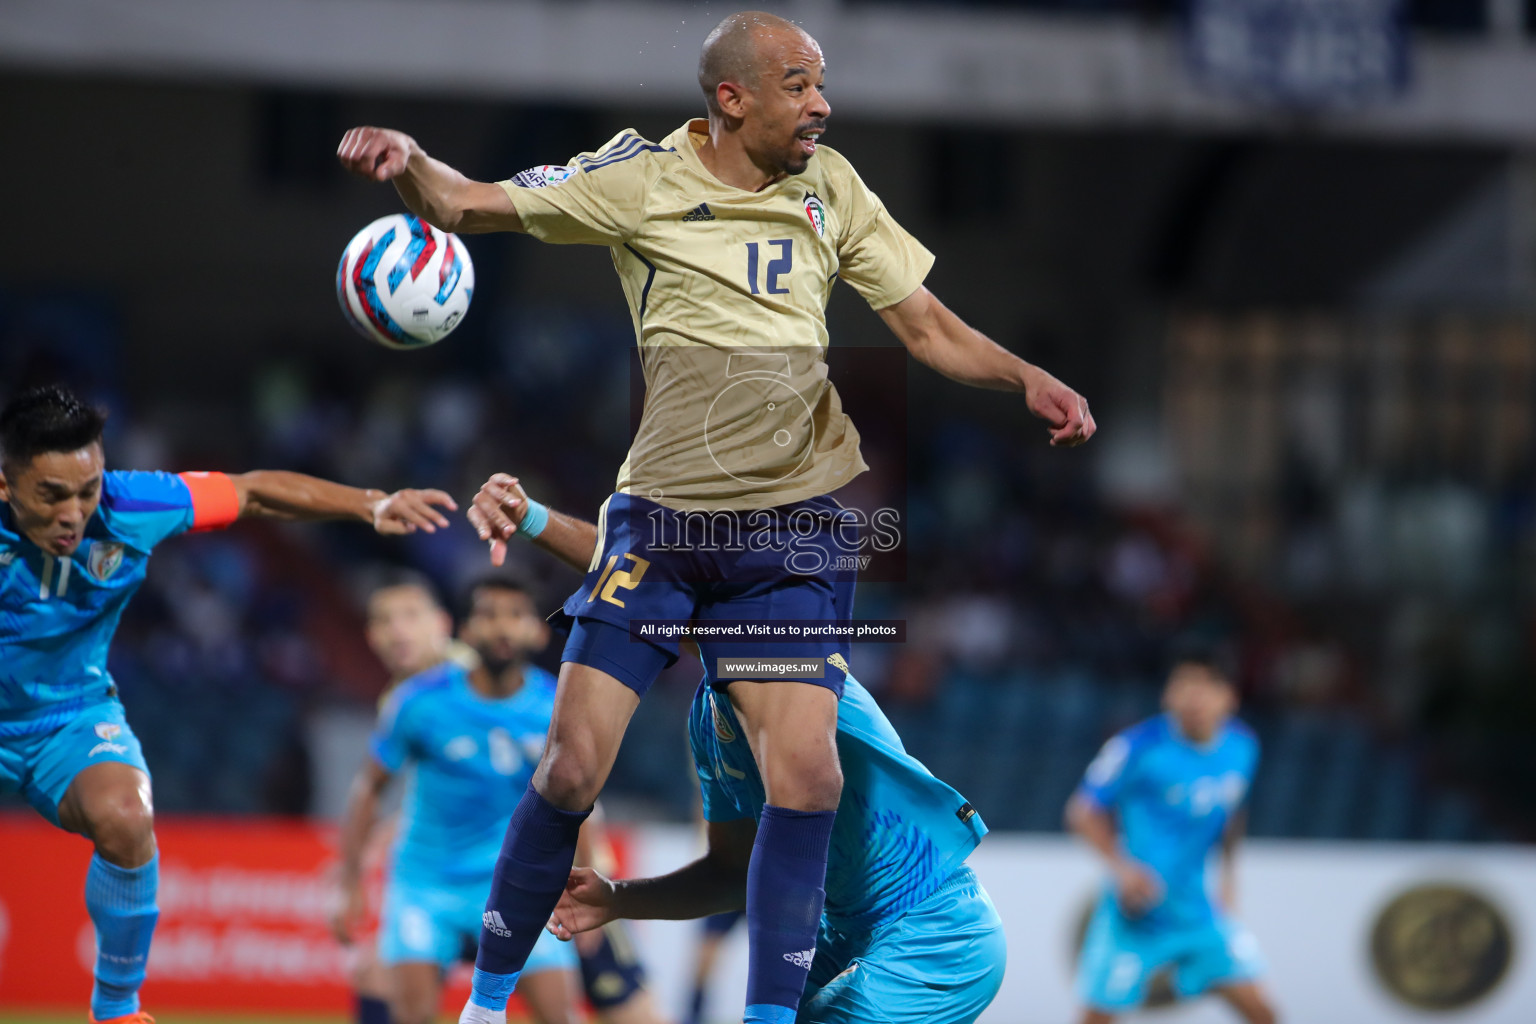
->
[379, 873, 577, 976]
[0, 700, 150, 826]
[800, 865, 1006, 1024]
[558, 492, 860, 698]
[1077, 896, 1266, 1011]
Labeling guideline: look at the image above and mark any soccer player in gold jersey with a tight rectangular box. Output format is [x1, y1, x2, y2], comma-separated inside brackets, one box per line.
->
[339, 11, 1094, 1023]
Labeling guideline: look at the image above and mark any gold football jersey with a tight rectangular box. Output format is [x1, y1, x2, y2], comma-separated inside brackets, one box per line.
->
[499, 120, 933, 511]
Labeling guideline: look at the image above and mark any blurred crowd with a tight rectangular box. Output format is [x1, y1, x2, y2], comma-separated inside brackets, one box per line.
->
[863, 0, 1515, 36]
[2, 281, 1532, 842]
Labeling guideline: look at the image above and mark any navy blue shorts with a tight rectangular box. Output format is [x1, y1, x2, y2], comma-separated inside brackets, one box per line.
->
[579, 920, 649, 1009]
[559, 492, 860, 697]
[702, 909, 744, 937]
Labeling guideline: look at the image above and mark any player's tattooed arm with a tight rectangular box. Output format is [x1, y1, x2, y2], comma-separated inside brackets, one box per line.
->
[336, 126, 525, 234]
[1066, 792, 1163, 914]
[878, 285, 1096, 447]
[226, 471, 455, 535]
[331, 759, 393, 945]
[547, 818, 757, 939]
[467, 473, 599, 570]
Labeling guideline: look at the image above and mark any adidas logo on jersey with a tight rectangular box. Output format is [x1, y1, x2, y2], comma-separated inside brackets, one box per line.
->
[483, 910, 514, 938]
[0, 550, 14, 567]
[783, 947, 816, 970]
[681, 203, 716, 222]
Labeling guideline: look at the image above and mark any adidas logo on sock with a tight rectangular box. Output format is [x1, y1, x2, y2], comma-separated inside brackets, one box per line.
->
[681, 203, 716, 222]
[782, 947, 816, 970]
[482, 910, 513, 938]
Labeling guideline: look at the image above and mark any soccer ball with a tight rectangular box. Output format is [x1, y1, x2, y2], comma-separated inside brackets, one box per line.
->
[336, 213, 474, 349]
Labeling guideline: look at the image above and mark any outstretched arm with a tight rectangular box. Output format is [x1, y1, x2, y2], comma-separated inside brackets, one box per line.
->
[548, 818, 758, 939]
[878, 286, 1096, 447]
[330, 759, 393, 944]
[465, 473, 599, 570]
[337, 126, 524, 235]
[228, 471, 455, 535]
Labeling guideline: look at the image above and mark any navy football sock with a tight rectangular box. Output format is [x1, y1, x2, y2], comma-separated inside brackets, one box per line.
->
[355, 994, 390, 1024]
[470, 783, 590, 1008]
[685, 984, 707, 1024]
[743, 805, 835, 1024]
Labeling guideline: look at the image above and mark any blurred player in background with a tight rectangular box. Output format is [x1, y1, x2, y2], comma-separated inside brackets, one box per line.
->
[365, 569, 463, 685]
[334, 575, 666, 1024]
[337, 571, 461, 1024]
[571, 805, 670, 1024]
[0, 384, 456, 1024]
[1066, 651, 1277, 1024]
[339, 12, 1091, 1024]
[683, 910, 741, 1024]
[466, 473, 1006, 1024]
[678, 798, 743, 1024]
[335, 574, 580, 1024]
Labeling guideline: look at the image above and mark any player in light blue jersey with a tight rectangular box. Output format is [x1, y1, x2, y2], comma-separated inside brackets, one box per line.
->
[570, 673, 1004, 1024]
[549, 674, 1004, 1024]
[462, 473, 1006, 1024]
[335, 574, 581, 1024]
[0, 385, 456, 1024]
[1066, 652, 1277, 1024]
[333, 570, 464, 1024]
[335, 572, 667, 1024]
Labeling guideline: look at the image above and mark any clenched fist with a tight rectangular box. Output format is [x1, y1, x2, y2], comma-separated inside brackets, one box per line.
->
[337, 126, 417, 182]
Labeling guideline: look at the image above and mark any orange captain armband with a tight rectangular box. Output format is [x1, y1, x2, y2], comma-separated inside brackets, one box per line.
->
[178, 471, 241, 531]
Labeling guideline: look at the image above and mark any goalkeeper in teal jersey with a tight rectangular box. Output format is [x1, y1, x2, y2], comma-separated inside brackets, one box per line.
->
[0, 385, 455, 1024]
[464, 473, 1007, 1024]
[1066, 653, 1277, 1024]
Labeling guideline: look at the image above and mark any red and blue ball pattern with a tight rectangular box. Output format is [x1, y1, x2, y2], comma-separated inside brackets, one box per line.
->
[336, 214, 474, 349]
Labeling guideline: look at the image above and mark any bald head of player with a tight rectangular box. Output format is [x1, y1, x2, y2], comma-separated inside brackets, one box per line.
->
[698, 11, 830, 183]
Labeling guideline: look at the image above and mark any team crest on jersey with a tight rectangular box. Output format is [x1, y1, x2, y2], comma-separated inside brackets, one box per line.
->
[87, 542, 126, 582]
[95, 723, 122, 741]
[803, 192, 826, 238]
[0, 550, 14, 568]
[510, 164, 575, 189]
[710, 693, 737, 743]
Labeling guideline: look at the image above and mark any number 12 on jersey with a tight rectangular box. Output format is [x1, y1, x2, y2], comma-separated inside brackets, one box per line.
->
[746, 239, 793, 295]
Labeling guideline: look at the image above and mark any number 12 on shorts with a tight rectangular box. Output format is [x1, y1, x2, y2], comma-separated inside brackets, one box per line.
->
[588, 552, 652, 608]
[746, 239, 793, 295]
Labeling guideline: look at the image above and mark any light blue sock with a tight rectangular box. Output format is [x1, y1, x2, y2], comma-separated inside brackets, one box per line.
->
[86, 853, 159, 1020]
[469, 966, 519, 1010]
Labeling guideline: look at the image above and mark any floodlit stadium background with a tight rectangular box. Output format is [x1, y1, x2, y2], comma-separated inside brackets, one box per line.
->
[4, 1, 1536, 1022]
